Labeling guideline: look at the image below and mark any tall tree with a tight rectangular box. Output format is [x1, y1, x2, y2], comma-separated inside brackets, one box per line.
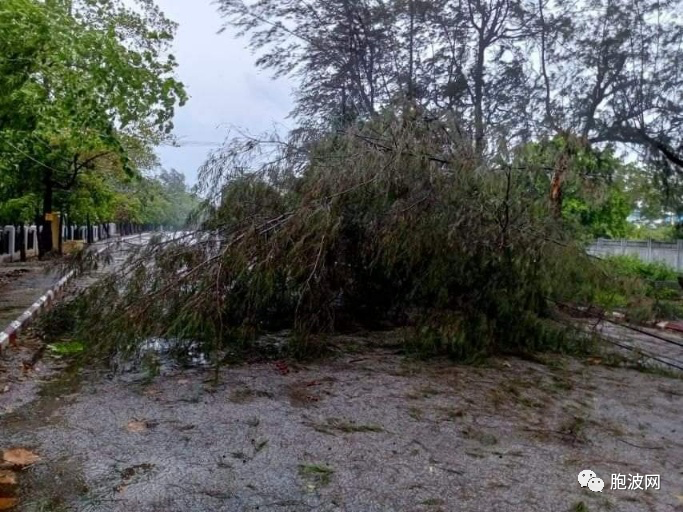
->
[218, 0, 403, 124]
[219, 0, 683, 176]
[532, 0, 683, 172]
[0, 0, 187, 254]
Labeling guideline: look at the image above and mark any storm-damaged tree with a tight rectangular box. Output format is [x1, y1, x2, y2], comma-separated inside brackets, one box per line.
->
[218, 0, 535, 156]
[0, 0, 187, 255]
[67, 114, 607, 366]
[531, 0, 683, 215]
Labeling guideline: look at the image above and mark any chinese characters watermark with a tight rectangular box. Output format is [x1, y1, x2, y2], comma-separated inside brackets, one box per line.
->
[578, 470, 660, 493]
[610, 473, 660, 491]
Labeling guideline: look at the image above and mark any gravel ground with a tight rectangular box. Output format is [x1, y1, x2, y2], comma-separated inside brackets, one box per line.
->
[1, 333, 682, 512]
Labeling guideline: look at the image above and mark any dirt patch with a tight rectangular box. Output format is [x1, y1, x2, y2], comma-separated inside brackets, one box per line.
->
[0, 342, 681, 512]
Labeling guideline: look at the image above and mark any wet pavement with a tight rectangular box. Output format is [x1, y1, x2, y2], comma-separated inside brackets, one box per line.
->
[0, 234, 150, 333]
[585, 320, 683, 373]
[1, 336, 682, 512]
[0, 264, 57, 330]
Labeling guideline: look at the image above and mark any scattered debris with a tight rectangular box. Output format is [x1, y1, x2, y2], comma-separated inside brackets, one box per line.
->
[298, 464, 334, 489]
[125, 419, 157, 433]
[0, 470, 17, 485]
[1, 448, 40, 467]
[274, 361, 290, 375]
[0, 498, 18, 511]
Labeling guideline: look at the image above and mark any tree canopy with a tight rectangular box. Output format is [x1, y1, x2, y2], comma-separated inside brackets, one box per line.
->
[219, 0, 683, 174]
[0, 0, 190, 251]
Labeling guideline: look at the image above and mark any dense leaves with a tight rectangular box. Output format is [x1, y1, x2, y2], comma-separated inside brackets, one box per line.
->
[219, 0, 683, 185]
[73, 115, 604, 364]
[0, 0, 189, 250]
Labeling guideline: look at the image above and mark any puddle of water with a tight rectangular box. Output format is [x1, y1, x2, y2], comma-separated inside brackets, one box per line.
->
[139, 337, 210, 369]
[1, 366, 82, 432]
[130, 332, 290, 372]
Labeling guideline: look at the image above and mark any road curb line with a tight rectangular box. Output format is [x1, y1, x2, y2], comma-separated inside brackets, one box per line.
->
[0, 234, 142, 353]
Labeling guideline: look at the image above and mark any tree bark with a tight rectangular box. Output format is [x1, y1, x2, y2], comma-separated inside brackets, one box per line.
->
[549, 157, 567, 219]
[407, 0, 415, 101]
[58, 209, 64, 254]
[473, 33, 486, 156]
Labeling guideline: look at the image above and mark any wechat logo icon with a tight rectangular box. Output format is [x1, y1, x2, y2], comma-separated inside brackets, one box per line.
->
[578, 469, 604, 492]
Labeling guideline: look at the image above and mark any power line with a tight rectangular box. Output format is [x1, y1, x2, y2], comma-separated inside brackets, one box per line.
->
[2, 140, 63, 174]
[554, 299, 683, 372]
[160, 141, 225, 148]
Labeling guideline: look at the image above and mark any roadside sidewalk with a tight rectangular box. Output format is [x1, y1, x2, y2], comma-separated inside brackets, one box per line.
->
[0, 263, 58, 330]
[0, 234, 148, 352]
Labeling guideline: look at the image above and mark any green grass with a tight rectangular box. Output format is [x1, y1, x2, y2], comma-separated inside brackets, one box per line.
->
[604, 255, 678, 281]
[298, 464, 334, 487]
[47, 341, 84, 356]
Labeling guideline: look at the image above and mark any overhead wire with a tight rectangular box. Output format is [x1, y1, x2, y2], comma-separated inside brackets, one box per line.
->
[554, 299, 683, 372]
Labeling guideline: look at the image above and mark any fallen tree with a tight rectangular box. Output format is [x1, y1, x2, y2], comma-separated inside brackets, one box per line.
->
[66, 113, 607, 365]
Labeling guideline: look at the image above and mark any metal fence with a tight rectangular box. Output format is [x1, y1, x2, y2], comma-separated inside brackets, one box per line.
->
[588, 238, 683, 271]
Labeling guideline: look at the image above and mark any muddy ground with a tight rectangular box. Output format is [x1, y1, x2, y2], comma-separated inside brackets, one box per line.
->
[1, 332, 682, 512]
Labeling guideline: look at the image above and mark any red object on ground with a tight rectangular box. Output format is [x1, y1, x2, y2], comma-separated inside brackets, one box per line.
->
[274, 361, 290, 375]
[664, 321, 683, 333]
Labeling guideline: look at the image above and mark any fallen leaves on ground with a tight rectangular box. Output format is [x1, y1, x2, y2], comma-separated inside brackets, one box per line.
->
[126, 420, 148, 433]
[0, 497, 18, 510]
[274, 361, 290, 375]
[2, 448, 40, 467]
[0, 470, 17, 485]
[126, 419, 158, 433]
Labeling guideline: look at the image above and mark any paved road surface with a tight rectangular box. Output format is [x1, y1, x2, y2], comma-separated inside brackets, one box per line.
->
[0, 263, 57, 329]
[0, 234, 150, 331]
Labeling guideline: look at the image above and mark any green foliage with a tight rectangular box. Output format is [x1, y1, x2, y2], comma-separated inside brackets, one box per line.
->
[514, 137, 635, 240]
[102, 169, 198, 227]
[562, 187, 632, 239]
[0, 0, 187, 231]
[627, 224, 678, 241]
[66, 114, 608, 364]
[603, 255, 678, 282]
[590, 255, 683, 323]
[48, 341, 85, 356]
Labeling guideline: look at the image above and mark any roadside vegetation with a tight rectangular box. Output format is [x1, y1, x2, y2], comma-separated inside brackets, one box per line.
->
[6, 0, 683, 368]
[592, 255, 683, 324]
[59, 114, 678, 367]
[0, 0, 195, 254]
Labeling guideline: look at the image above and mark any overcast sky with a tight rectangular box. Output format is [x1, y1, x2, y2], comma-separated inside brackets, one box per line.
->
[153, 0, 294, 185]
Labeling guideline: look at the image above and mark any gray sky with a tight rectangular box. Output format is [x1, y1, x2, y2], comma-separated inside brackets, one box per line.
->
[154, 0, 294, 185]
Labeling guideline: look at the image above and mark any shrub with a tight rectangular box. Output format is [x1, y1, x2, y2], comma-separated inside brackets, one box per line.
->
[603, 255, 678, 282]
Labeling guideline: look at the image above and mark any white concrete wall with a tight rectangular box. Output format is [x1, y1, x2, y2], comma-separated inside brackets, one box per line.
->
[588, 239, 683, 272]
